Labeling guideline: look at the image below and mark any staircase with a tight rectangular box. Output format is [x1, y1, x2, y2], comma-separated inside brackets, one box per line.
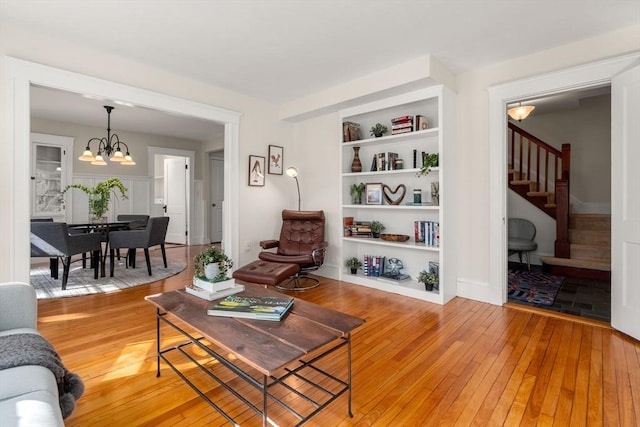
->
[540, 213, 611, 280]
[508, 123, 611, 280]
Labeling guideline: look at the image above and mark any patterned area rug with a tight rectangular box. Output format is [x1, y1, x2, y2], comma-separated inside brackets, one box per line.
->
[508, 271, 564, 306]
[30, 255, 186, 299]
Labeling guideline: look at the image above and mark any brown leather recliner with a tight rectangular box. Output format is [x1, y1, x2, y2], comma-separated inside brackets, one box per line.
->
[259, 210, 328, 290]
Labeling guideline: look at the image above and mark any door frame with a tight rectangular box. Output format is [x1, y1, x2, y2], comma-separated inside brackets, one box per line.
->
[149, 147, 194, 245]
[209, 153, 224, 244]
[1, 57, 241, 283]
[487, 52, 640, 306]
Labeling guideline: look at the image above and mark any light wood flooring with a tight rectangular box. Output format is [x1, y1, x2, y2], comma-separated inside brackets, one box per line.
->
[36, 245, 640, 426]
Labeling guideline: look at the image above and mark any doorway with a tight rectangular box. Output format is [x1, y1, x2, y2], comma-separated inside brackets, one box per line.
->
[505, 89, 612, 322]
[209, 152, 224, 243]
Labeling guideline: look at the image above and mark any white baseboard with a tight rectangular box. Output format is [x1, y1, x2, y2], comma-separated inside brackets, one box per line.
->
[456, 278, 497, 305]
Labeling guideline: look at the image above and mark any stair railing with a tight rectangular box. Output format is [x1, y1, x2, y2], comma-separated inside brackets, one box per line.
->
[508, 123, 571, 258]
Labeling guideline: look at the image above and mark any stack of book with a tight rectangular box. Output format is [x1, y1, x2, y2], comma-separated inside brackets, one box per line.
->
[363, 255, 385, 277]
[351, 221, 372, 238]
[391, 115, 414, 135]
[207, 294, 294, 321]
[185, 277, 245, 301]
[414, 221, 440, 246]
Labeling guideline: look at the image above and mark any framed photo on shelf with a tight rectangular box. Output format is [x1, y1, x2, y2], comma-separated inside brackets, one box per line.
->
[268, 145, 283, 175]
[366, 183, 383, 205]
[248, 155, 265, 187]
[428, 261, 440, 289]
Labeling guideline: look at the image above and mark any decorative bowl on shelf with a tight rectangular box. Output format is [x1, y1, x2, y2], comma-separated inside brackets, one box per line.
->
[380, 234, 410, 242]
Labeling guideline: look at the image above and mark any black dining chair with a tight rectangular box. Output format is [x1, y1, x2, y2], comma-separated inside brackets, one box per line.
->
[30, 222, 103, 290]
[108, 216, 170, 277]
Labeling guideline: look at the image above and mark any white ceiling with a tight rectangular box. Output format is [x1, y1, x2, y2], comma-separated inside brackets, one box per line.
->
[3, 0, 638, 139]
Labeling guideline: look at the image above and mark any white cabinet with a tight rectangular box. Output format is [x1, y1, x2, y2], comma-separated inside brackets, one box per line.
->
[339, 86, 456, 305]
[30, 133, 74, 221]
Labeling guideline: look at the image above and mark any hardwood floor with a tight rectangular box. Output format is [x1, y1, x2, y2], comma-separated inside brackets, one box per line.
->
[37, 245, 640, 426]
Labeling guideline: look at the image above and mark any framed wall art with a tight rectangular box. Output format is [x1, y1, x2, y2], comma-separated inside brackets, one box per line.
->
[248, 155, 265, 186]
[366, 183, 383, 205]
[268, 145, 283, 175]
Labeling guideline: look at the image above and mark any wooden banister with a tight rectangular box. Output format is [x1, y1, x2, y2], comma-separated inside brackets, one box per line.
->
[508, 123, 572, 259]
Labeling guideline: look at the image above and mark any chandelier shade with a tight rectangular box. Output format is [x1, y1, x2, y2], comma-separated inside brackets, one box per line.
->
[79, 105, 135, 166]
[507, 103, 535, 121]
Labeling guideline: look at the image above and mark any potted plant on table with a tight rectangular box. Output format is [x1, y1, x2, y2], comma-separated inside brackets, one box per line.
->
[194, 246, 233, 283]
[61, 177, 128, 222]
[370, 221, 385, 238]
[345, 257, 362, 274]
[417, 269, 438, 291]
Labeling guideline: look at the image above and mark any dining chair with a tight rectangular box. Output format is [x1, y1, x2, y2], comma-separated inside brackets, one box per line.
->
[108, 216, 170, 277]
[30, 222, 103, 290]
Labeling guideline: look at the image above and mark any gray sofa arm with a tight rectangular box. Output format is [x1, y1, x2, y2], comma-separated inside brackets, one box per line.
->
[0, 282, 37, 332]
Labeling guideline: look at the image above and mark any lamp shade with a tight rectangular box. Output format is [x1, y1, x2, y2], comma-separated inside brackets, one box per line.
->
[286, 167, 298, 178]
[507, 105, 535, 121]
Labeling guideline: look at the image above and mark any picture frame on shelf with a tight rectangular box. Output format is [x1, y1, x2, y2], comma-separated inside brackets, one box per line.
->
[366, 183, 383, 205]
[268, 145, 283, 175]
[248, 155, 265, 187]
[428, 261, 440, 289]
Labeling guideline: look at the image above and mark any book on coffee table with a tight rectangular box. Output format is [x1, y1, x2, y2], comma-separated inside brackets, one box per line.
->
[185, 283, 245, 301]
[207, 294, 294, 321]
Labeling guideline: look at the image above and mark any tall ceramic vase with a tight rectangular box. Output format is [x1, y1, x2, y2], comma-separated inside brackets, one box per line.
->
[351, 147, 362, 173]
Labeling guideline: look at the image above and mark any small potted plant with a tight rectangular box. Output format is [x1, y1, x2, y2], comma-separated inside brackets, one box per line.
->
[194, 246, 233, 282]
[370, 123, 388, 138]
[350, 182, 365, 204]
[370, 220, 386, 238]
[417, 270, 438, 291]
[417, 153, 439, 176]
[345, 257, 362, 274]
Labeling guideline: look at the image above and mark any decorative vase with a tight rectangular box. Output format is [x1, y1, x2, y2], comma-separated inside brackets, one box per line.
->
[352, 193, 362, 204]
[88, 194, 107, 223]
[351, 147, 362, 173]
[204, 263, 220, 280]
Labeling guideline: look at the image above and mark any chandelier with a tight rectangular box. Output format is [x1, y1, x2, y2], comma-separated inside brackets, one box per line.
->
[507, 102, 535, 121]
[79, 105, 135, 165]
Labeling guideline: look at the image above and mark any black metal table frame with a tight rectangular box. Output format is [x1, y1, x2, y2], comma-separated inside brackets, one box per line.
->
[154, 309, 354, 426]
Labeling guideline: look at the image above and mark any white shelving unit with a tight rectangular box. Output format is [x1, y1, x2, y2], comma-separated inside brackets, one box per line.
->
[338, 86, 456, 305]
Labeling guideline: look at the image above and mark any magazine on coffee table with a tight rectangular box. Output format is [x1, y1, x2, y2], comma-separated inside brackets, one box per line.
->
[207, 294, 294, 321]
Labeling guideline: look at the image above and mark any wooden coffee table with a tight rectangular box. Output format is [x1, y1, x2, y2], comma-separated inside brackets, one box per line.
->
[145, 283, 364, 426]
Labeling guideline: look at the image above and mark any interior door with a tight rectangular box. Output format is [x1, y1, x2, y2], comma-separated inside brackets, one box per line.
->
[164, 157, 187, 244]
[210, 157, 224, 243]
[611, 63, 640, 341]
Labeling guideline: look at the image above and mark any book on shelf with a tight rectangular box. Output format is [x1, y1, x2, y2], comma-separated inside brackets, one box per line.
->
[414, 115, 429, 131]
[391, 122, 413, 130]
[377, 273, 411, 285]
[414, 221, 440, 246]
[343, 216, 354, 236]
[392, 127, 414, 135]
[342, 121, 361, 142]
[363, 255, 385, 277]
[207, 294, 294, 321]
[185, 283, 245, 301]
[391, 115, 413, 123]
[192, 276, 237, 293]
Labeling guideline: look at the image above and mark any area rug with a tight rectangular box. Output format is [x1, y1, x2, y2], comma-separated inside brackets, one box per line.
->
[30, 256, 187, 299]
[508, 271, 564, 306]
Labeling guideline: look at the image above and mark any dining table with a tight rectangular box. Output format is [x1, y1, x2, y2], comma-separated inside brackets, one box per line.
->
[68, 221, 130, 277]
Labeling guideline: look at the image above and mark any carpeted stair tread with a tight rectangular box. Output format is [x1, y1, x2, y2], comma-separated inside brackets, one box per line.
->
[570, 243, 611, 262]
[540, 256, 611, 272]
[570, 213, 610, 231]
[569, 229, 611, 246]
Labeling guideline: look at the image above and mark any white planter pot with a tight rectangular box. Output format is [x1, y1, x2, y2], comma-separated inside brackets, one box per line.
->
[204, 263, 220, 280]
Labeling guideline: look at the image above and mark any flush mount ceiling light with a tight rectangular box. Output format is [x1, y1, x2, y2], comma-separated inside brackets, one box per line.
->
[507, 102, 535, 121]
[79, 105, 135, 166]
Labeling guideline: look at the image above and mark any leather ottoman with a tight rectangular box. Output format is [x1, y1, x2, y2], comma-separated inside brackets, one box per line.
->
[232, 260, 300, 287]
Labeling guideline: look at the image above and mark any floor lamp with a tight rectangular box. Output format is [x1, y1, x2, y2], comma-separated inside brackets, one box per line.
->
[286, 167, 301, 210]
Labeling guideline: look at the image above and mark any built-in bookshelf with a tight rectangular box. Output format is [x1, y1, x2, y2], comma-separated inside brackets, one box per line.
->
[339, 86, 456, 305]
